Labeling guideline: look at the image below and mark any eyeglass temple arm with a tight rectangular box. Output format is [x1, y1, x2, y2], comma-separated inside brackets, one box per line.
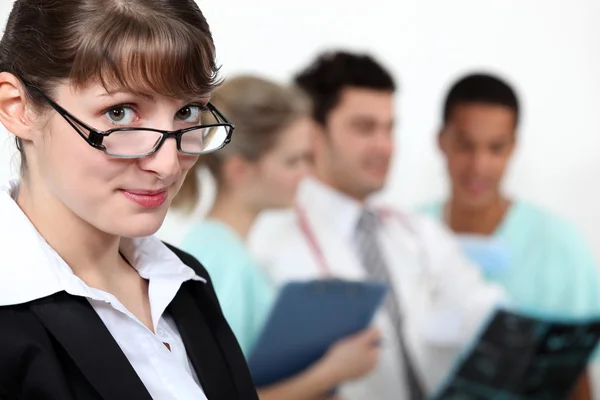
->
[207, 102, 233, 126]
[22, 82, 105, 147]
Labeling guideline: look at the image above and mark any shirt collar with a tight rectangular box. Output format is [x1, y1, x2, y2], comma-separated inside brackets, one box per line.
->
[297, 176, 374, 241]
[0, 180, 205, 307]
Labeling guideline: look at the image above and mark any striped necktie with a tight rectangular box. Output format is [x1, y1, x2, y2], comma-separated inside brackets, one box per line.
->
[354, 209, 426, 400]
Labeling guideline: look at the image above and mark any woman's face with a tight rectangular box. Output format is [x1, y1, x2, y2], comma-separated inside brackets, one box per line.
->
[245, 116, 314, 210]
[25, 81, 203, 237]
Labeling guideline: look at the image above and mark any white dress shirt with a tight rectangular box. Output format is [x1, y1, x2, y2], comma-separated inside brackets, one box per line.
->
[0, 180, 208, 400]
[249, 177, 507, 400]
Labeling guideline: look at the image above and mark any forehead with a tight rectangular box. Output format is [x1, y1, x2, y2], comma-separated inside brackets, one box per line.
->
[272, 117, 314, 151]
[447, 103, 516, 139]
[331, 87, 394, 121]
[59, 80, 210, 104]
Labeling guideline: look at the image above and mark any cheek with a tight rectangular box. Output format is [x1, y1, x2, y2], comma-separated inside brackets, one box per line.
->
[257, 164, 301, 202]
[173, 155, 200, 190]
[35, 124, 135, 230]
[446, 154, 471, 176]
[267, 168, 296, 192]
[179, 155, 200, 173]
[447, 153, 465, 168]
[332, 136, 365, 167]
[491, 155, 511, 177]
[40, 122, 123, 186]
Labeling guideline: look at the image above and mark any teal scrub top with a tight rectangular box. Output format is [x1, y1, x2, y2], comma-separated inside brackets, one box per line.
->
[422, 201, 600, 318]
[181, 220, 276, 356]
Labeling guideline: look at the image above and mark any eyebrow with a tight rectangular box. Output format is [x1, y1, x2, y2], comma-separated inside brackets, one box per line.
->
[97, 90, 155, 101]
[349, 116, 378, 123]
[96, 90, 210, 106]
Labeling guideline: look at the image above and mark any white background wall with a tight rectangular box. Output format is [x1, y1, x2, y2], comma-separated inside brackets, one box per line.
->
[1, 0, 599, 395]
[198, 0, 600, 257]
[1, 0, 599, 255]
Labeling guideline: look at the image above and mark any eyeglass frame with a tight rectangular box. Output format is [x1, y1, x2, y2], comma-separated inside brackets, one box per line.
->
[19, 82, 235, 159]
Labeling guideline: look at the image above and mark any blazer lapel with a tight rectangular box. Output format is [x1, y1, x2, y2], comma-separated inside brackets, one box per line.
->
[192, 284, 260, 400]
[169, 283, 242, 400]
[30, 292, 152, 400]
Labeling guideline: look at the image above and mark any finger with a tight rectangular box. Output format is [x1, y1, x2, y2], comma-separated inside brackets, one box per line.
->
[358, 326, 381, 343]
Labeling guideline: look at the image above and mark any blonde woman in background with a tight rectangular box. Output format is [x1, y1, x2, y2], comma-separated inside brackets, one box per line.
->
[174, 75, 381, 400]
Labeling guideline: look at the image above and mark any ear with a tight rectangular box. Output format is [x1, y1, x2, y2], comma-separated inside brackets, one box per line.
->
[506, 133, 517, 158]
[311, 122, 327, 156]
[437, 127, 448, 154]
[221, 154, 253, 188]
[0, 73, 37, 144]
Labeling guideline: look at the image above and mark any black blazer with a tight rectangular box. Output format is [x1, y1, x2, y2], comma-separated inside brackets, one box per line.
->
[0, 244, 259, 400]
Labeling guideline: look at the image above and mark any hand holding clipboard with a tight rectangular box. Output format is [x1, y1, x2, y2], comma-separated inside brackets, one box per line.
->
[248, 279, 388, 388]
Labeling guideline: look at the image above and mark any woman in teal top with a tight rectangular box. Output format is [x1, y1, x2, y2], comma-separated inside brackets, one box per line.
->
[426, 73, 598, 399]
[175, 76, 381, 400]
[182, 220, 275, 354]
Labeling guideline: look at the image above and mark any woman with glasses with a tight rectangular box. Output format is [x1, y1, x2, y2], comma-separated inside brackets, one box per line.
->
[0, 1, 258, 399]
[174, 75, 381, 400]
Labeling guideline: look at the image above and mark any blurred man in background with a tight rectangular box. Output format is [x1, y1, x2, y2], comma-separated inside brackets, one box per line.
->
[250, 51, 506, 400]
[422, 72, 600, 399]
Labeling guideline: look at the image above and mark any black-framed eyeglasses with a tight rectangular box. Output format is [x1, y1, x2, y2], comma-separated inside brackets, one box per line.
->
[23, 83, 235, 159]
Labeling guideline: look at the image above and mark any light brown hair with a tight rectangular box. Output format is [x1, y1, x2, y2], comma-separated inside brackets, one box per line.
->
[0, 0, 219, 170]
[172, 75, 310, 212]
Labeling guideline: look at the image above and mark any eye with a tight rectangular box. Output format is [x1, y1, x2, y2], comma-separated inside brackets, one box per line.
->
[490, 143, 507, 154]
[104, 106, 136, 125]
[176, 105, 202, 123]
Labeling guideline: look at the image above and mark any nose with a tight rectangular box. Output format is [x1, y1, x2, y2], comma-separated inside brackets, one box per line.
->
[138, 136, 181, 184]
[374, 129, 394, 156]
[471, 150, 492, 175]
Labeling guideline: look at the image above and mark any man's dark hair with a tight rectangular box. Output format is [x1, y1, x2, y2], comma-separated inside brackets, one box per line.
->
[294, 51, 396, 125]
[443, 73, 519, 125]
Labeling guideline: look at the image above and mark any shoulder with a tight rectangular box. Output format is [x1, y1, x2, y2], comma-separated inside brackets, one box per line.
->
[250, 210, 299, 243]
[0, 301, 63, 392]
[181, 222, 261, 284]
[249, 210, 303, 259]
[416, 200, 445, 220]
[386, 206, 456, 243]
[0, 302, 43, 341]
[511, 201, 591, 251]
[381, 206, 472, 266]
[184, 220, 236, 243]
[182, 221, 249, 264]
[162, 242, 231, 315]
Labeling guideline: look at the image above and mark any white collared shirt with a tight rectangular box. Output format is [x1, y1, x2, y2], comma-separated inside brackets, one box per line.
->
[249, 176, 506, 400]
[0, 180, 208, 400]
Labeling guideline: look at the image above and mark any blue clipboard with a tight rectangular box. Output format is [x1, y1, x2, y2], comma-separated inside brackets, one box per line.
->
[247, 279, 388, 387]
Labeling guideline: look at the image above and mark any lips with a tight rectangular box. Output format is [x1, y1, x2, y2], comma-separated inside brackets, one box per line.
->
[463, 180, 488, 196]
[364, 160, 390, 176]
[120, 189, 168, 208]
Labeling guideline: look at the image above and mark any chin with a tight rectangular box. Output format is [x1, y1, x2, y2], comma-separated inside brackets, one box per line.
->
[267, 199, 294, 211]
[264, 193, 297, 210]
[460, 193, 495, 210]
[364, 181, 386, 196]
[108, 213, 166, 238]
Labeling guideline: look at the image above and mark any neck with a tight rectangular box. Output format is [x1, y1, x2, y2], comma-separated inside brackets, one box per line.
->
[17, 181, 125, 281]
[312, 171, 367, 205]
[207, 190, 259, 240]
[446, 194, 510, 235]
